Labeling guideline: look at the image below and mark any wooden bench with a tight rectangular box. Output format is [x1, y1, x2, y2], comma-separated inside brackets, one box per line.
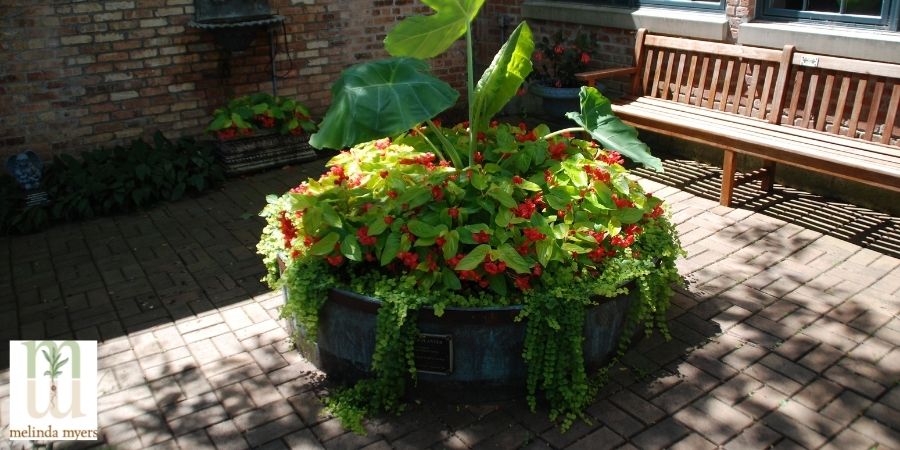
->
[577, 29, 900, 206]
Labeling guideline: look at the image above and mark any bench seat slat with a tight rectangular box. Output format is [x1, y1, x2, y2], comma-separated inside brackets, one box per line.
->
[627, 97, 900, 159]
[613, 102, 900, 190]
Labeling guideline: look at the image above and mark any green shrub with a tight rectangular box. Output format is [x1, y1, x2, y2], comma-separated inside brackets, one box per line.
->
[1, 131, 224, 234]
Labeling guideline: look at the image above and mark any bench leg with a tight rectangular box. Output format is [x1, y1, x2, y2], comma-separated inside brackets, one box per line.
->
[720, 150, 737, 207]
[761, 160, 776, 192]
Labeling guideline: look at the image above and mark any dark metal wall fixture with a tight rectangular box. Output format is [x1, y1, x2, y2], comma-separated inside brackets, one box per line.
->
[188, 0, 285, 95]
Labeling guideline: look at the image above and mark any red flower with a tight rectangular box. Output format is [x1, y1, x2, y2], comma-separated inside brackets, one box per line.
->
[522, 227, 546, 242]
[513, 200, 536, 219]
[580, 52, 591, 65]
[277, 211, 296, 249]
[554, 44, 564, 55]
[514, 276, 532, 291]
[384, 216, 394, 224]
[474, 151, 484, 163]
[431, 185, 444, 201]
[477, 132, 487, 142]
[549, 142, 567, 160]
[435, 236, 446, 247]
[448, 207, 459, 219]
[516, 243, 530, 255]
[473, 230, 490, 244]
[387, 190, 398, 199]
[447, 253, 465, 267]
[483, 260, 507, 275]
[532, 265, 542, 276]
[357, 226, 377, 246]
[512, 175, 524, 185]
[601, 151, 624, 165]
[397, 251, 419, 270]
[458, 270, 481, 281]
[326, 254, 344, 266]
[516, 130, 537, 142]
[534, 51, 543, 62]
[375, 138, 391, 150]
[380, 170, 389, 178]
[612, 194, 634, 209]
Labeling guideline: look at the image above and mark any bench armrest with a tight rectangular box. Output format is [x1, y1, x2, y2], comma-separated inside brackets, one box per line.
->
[576, 67, 638, 87]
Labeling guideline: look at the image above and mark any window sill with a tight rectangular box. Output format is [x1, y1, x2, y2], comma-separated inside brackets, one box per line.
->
[739, 22, 900, 64]
[521, 1, 730, 42]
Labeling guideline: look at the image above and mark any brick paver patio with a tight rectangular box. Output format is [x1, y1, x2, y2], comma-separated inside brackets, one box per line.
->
[1, 156, 898, 450]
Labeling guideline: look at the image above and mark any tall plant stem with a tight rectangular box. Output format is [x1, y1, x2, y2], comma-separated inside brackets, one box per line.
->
[465, 23, 476, 167]
[541, 127, 586, 140]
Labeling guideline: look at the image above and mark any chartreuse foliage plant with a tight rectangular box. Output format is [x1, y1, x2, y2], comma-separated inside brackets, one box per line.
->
[258, 0, 682, 433]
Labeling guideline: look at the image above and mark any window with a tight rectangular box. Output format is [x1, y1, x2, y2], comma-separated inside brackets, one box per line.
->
[593, 0, 724, 10]
[762, 0, 899, 29]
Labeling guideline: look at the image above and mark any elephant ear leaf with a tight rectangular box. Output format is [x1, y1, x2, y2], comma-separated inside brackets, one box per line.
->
[384, 0, 485, 59]
[472, 21, 534, 132]
[309, 58, 459, 150]
[566, 87, 663, 172]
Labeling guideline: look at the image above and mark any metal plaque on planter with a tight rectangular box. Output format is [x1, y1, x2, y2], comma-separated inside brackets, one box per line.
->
[215, 132, 316, 176]
[414, 333, 453, 375]
[193, 0, 272, 23]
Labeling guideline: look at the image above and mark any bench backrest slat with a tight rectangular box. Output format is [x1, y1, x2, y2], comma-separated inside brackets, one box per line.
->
[793, 53, 900, 79]
[883, 83, 900, 145]
[846, 78, 868, 138]
[645, 35, 784, 62]
[784, 66, 898, 146]
[640, 36, 787, 123]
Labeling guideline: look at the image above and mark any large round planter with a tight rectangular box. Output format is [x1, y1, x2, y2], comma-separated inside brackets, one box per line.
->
[530, 84, 583, 120]
[287, 286, 636, 402]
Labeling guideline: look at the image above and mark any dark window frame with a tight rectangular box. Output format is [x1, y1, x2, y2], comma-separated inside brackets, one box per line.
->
[760, 0, 899, 30]
[582, 0, 726, 12]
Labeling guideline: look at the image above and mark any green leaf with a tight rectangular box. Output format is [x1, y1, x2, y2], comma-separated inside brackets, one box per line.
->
[472, 21, 534, 131]
[321, 204, 343, 228]
[496, 243, 531, 274]
[408, 220, 439, 238]
[471, 172, 488, 191]
[442, 230, 459, 259]
[207, 114, 229, 131]
[381, 232, 402, 265]
[536, 239, 553, 266]
[441, 267, 462, 290]
[489, 275, 508, 296]
[309, 58, 459, 150]
[455, 244, 491, 270]
[309, 232, 340, 256]
[618, 207, 644, 224]
[566, 87, 662, 171]
[384, 0, 485, 59]
[488, 188, 516, 208]
[368, 216, 389, 236]
[341, 234, 363, 261]
[495, 208, 512, 228]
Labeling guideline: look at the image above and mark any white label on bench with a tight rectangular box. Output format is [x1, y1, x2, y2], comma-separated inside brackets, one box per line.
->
[800, 56, 819, 67]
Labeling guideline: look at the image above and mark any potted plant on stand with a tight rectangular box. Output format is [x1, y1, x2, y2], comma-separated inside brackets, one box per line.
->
[207, 93, 318, 175]
[530, 31, 597, 121]
[257, 2, 683, 433]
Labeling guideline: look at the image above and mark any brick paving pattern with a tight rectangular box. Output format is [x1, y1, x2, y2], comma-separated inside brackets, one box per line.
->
[1, 157, 898, 449]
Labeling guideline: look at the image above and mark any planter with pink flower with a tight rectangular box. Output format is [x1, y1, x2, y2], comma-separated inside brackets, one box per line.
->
[207, 93, 318, 175]
[257, 2, 683, 434]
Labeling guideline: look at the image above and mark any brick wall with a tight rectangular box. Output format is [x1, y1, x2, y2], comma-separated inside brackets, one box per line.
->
[0, 0, 466, 160]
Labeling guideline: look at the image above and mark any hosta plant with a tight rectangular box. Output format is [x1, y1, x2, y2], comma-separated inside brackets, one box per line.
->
[258, 0, 683, 433]
[207, 93, 316, 141]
